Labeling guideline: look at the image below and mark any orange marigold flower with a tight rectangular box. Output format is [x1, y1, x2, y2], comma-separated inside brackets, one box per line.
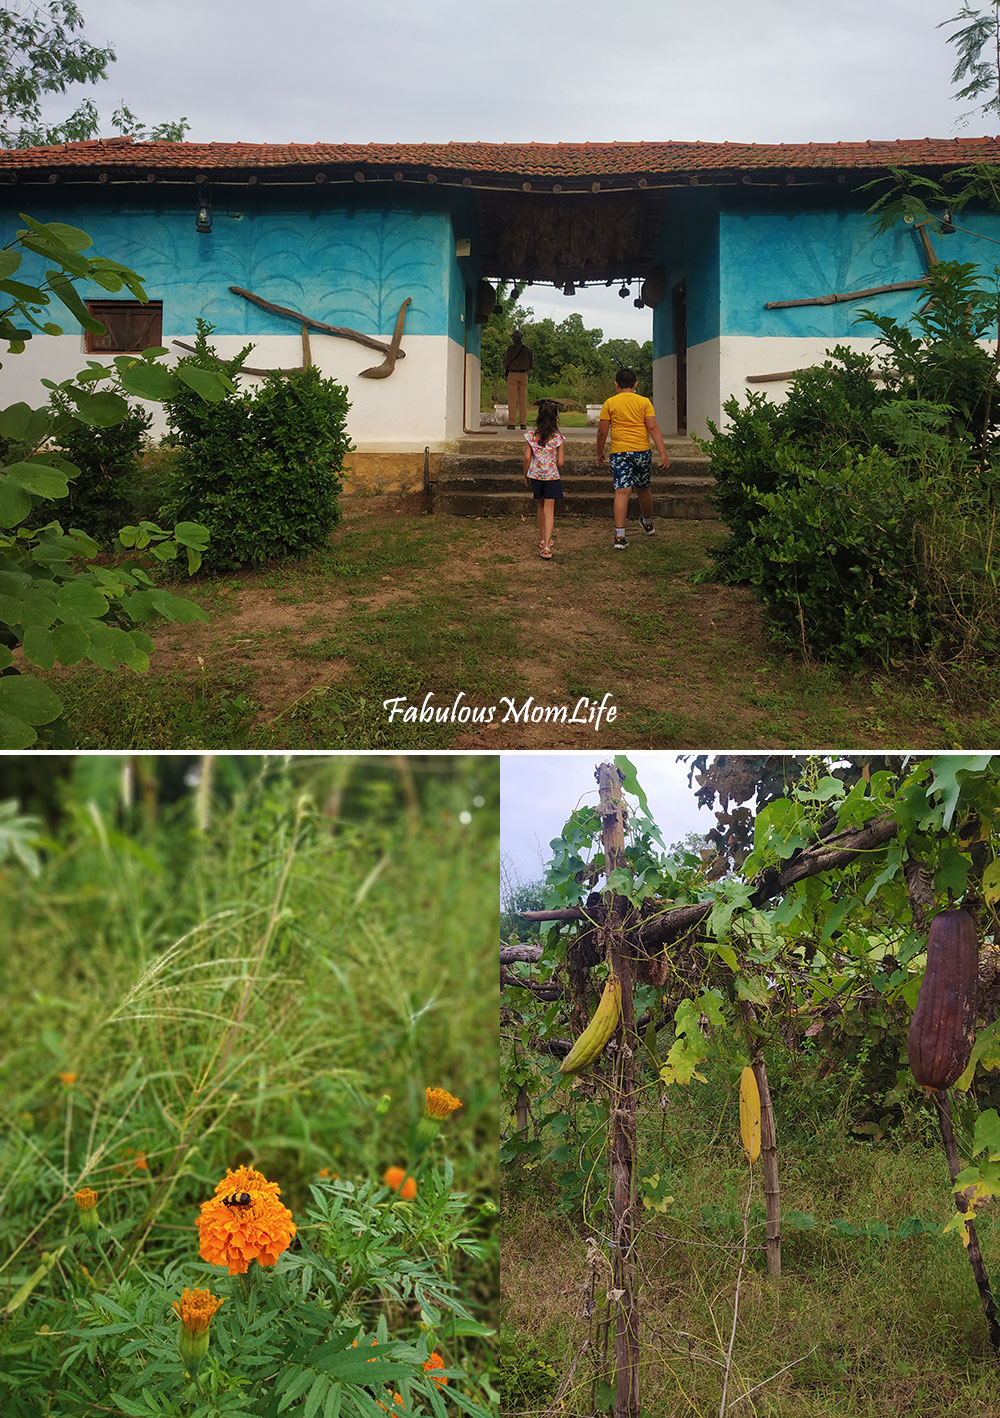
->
[58, 1072, 77, 1087]
[377, 1395, 406, 1413]
[172, 1287, 224, 1336]
[423, 1352, 448, 1387]
[196, 1165, 296, 1276]
[74, 1188, 98, 1211]
[424, 1087, 462, 1120]
[317, 1167, 339, 1179]
[383, 1166, 417, 1201]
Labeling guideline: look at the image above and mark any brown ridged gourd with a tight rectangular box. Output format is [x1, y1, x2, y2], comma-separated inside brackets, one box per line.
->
[907, 908, 979, 1091]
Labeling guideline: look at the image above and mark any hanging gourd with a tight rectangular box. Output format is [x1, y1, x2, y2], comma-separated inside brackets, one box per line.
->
[907, 909, 979, 1091]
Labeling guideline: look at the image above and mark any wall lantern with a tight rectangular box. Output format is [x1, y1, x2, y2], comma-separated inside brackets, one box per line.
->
[619, 283, 630, 298]
[941, 208, 956, 234]
[563, 280, 575, 296]
[195, 190, 212, 233]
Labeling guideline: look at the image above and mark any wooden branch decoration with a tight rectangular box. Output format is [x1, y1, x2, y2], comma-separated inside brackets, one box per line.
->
[228, 286, 406, 359]
[765, 278, 926, 309]
[358, 298, 410, 379]
[171, 339, 299, 376]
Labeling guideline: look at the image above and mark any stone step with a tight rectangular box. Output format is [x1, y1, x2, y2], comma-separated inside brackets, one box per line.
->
[436, 467, 714, 496]
[436, 487, 718, 519]
[440, 453, 712, 478]
[455, 435, 705, 460]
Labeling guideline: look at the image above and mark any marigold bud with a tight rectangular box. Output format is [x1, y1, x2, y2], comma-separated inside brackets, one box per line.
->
[74, 1188, 99, 1233]
[173, 1288, 223, 1374]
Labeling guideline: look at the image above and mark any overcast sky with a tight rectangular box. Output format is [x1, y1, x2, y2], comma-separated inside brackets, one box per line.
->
[45, 1, 988, 337]
[499, 752, 717, 888]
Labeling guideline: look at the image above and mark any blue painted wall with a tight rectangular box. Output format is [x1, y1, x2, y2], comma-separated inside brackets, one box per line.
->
[718, 194, 1000, 339]
[5, 190, 474, 341]
[653, 188, 720, 359]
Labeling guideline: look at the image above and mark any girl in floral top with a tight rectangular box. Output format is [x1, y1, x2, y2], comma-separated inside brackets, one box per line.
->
[523, 400, 565, 560]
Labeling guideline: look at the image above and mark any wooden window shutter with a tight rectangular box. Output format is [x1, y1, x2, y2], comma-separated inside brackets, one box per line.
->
[85, 300, 163, 353]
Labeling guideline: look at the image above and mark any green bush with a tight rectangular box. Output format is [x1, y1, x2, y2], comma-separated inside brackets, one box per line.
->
[162, 324, 352, 571]
[700, 263, 1000, 665]
[42, 390, 153, 540]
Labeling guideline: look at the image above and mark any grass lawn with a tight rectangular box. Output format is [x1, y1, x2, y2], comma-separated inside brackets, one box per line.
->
[52, 494, 1000, 749]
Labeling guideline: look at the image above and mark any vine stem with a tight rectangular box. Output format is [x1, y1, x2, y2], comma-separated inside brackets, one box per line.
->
[719, 1170, 753, 1417]
[933, 1089, 1000, 1352]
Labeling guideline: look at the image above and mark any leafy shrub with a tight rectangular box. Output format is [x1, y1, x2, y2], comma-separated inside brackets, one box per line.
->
[497, 1325, 559, 1411]
[41, 389, 153, 540]
[162, 324, 352, 571]
[700, 262, 1000, 664]
[0, 217, 227, 747]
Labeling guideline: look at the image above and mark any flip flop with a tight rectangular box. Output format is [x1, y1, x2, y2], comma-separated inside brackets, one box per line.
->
[540, 546, 553, 559]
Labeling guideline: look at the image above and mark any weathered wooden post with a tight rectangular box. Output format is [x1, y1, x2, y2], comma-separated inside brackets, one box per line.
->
[596, 762, 640, 1418]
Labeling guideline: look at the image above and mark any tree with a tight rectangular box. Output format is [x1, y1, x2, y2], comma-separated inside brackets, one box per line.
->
[0, 1, 188, 147]
[941, 2, 1000, 127]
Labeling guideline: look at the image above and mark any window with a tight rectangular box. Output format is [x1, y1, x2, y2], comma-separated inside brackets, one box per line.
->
[85, 300, 163, 353]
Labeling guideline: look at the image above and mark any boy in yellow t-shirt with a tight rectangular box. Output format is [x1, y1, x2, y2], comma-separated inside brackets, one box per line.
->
[596, 368, 670, 550]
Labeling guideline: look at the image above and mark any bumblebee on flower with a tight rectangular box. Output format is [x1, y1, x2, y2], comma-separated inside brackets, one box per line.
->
[196, 1165, 295, 1276]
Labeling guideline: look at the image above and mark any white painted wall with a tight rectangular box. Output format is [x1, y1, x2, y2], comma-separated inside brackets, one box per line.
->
[652, 353, 677, 434]
[7, 331, 469, 451]
[464, 351, 482, 429]
[661, 334, 890, 437]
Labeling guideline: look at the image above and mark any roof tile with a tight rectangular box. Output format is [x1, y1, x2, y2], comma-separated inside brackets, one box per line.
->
[2, 137, 1000, 178]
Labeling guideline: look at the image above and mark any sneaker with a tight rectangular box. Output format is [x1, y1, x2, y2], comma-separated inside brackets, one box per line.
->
[640, 516, 655, 535]
[507, 423, 515, 430]
[613, 534, 629, 550]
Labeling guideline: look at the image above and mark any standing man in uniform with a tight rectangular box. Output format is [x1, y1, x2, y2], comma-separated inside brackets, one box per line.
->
[596, 367, 670, 550]
[503, 329, 533, 430]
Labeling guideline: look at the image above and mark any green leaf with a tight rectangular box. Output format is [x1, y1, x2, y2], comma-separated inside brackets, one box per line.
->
[56, 582, 110, 619]
[0, 588, 57, 629]
[65, 387, 129, 428]
[972, 1108, 1000, 1159]
[172, 520, 211, 549]
[982, 859, 1000, 905]
[4, 460, 69, 499]
[21, 218, 93, 253]
[0, 709, 38, 749]
[117, 361, 178, 401]
[46, 272, 105, 331]
[0, 250, 22, 280]
[0, 402, 36, 441]
[782, 1210, 818, 1229]
[0, 477, 32, 527]
[0, 676, 62, 726]
[175, 363, 228, 402]
[21, 626, 56, 670]
[50, 623, 89, 666]
[928, 755, 995, 830]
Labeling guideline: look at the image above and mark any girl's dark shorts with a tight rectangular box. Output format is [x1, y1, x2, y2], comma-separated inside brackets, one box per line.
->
[528, 477, 563, 500]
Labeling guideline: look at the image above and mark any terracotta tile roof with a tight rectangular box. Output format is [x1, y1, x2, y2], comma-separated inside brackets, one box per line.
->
[2, 136, 1000, 179]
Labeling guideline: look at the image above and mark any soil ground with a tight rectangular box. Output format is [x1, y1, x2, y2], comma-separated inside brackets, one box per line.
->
[57, 495, 1000, 750]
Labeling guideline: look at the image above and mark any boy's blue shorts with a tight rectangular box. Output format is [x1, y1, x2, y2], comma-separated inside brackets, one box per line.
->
[610, 449, 652, 490]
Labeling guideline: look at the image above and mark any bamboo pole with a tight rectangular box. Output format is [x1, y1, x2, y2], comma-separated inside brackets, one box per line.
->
[596, 762, 641, 1418]
[738, 1000, 780, 1280]
[933, 1090, 1000, 1352]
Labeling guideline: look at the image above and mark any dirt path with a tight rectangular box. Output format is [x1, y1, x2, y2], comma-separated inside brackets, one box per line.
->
[61, 496, 996, 749]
